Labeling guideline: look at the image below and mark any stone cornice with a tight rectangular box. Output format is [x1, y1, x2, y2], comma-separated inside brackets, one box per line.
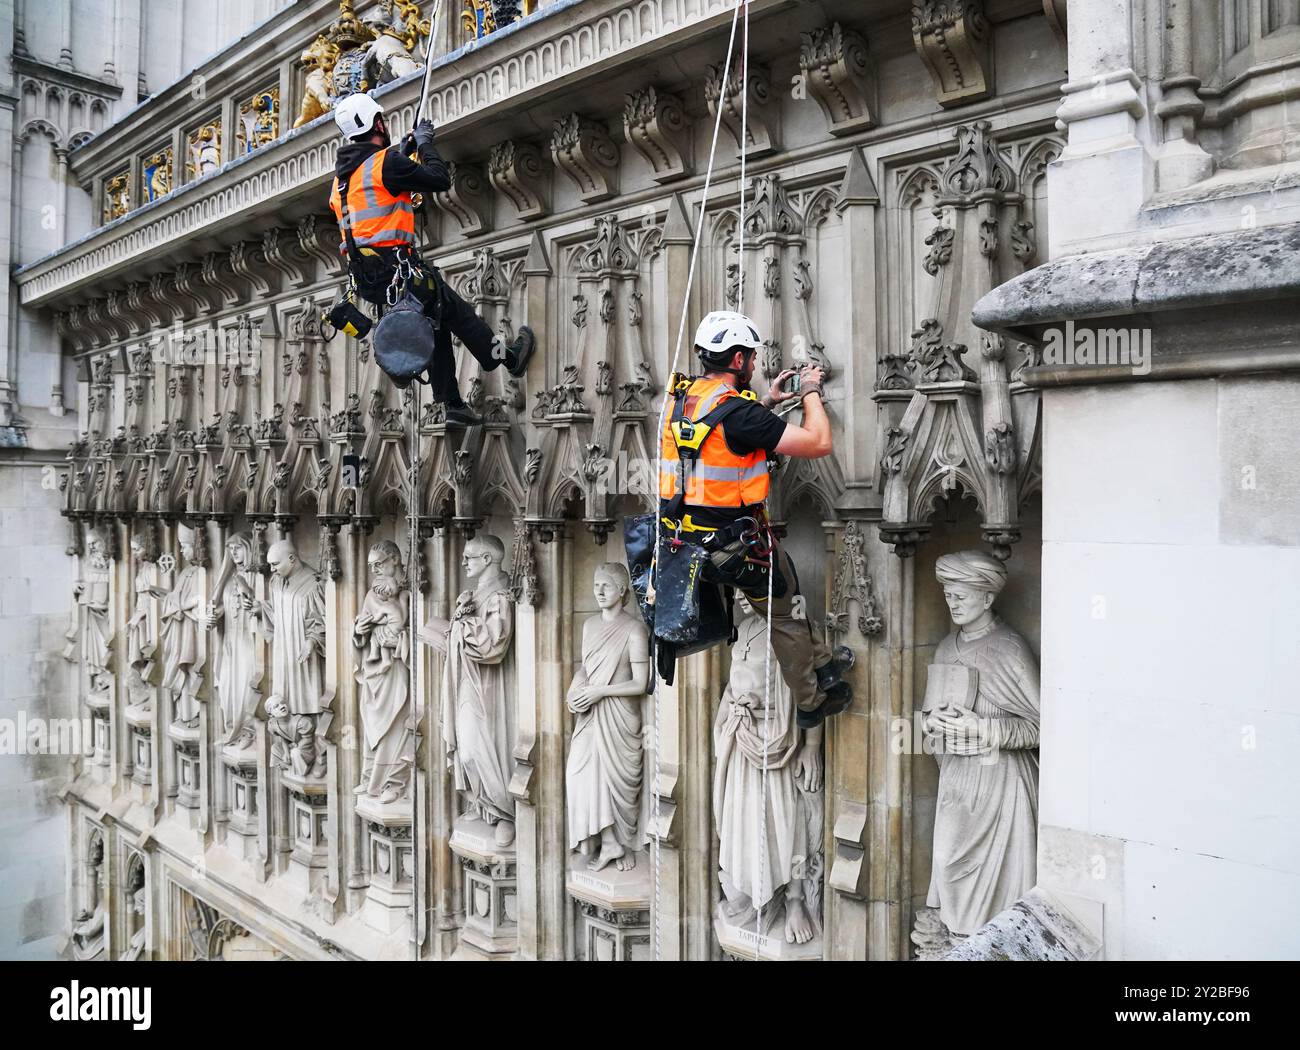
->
[20, 0, 791, 309]
[974, 221, 1300, 333]
[973, 220, 1300, 385]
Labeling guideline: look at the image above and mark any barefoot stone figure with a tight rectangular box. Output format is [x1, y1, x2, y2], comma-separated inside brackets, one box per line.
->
[421, 535, 516, 848]
[353, 540, 413, 804]
[566, 563, 650, 873]
[924, 551, 1040, 937]
[206, 532, 260, 747]
[714, 599, 825, 946]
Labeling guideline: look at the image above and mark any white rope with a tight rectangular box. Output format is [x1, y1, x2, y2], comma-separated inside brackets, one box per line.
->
[650, 0, 746, 963]
[407, 385, 422, 957]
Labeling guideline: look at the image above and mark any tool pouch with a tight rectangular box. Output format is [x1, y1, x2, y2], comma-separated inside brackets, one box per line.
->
[373, 289, 437, 388]
[703, 536, 788, 598]
[326, 296, 373, 340]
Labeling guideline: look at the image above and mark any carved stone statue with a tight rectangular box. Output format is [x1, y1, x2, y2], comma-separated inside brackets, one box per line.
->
[121, 860, 146, 961]
[70, 834, 106, 960]
[293, 35, 337, 129]
[566, 564, 649, 872]
[64, 528, 113, 701]
[923, 550, 1040, 938]
[153, 523, 207, 727]
[125, 531, 158, 707]
[266, 694, 319, 776]
[420, 535, 516, 848]
[714, 599, 824, 945]
[361, 6, 422, 82]
[205, 531, 260, 748]
[353, 539, 413, 805]
[253, 538, 326, 717]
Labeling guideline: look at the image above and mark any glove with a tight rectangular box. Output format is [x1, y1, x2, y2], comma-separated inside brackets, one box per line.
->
[398, 131, 417, 157]
[413, 119, 436, 149]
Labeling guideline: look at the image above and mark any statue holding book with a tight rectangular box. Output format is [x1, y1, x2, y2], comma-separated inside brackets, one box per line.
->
[922, 551, 1040, 939]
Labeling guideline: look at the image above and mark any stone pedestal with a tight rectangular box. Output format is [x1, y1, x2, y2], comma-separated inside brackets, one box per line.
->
[450, 816, 518, 958]
[86, 694, 112, 771]
[124, 703, 153, 787]
[282, 771, 330, 874]
[167, 721, 202, 809]
[220, 744, 260, 839]
[356, 795, 413, 934]
[714, 912, 824, 962]
[567, 855, 651, 961]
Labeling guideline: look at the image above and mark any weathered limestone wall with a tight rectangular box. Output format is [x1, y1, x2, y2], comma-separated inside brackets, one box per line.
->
[1036, 376, 1300, 960]
[972, 0, 1300, 962]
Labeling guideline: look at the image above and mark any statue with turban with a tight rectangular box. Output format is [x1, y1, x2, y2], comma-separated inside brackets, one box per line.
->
[924, 550, 1040, 937]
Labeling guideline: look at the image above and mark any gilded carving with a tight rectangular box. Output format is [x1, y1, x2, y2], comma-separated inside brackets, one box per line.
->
[236, 87, 280, 154]
[186, 120, 222, 180]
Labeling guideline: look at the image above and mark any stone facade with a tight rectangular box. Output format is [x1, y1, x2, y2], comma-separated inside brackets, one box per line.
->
[3, 0, 1294, 962]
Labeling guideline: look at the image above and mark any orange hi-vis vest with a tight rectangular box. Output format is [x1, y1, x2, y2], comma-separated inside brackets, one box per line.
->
[659, 375, 770, 512]
[328, 149, 416, 252]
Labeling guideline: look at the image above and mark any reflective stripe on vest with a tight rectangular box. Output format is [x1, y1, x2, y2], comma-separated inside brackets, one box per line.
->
[658, 377, 770, 508]
[329, 150, 418, 251]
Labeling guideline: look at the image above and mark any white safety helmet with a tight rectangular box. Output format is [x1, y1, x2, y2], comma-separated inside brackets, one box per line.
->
[694, 310, 763, 368]
[334, 93, 385, 139]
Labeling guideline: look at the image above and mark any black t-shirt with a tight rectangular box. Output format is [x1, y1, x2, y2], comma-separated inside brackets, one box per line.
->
[715, 399, 787, 457]
[659, 397, 788, 530]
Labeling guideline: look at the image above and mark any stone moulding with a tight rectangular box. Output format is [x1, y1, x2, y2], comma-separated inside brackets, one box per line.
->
[550, 114, 620, 204]
[623, 86, 692, 182]
[19, 0, 773, 309]
[488, 139, 550, 219]
[910, 0, 992, 109]
[799, 22, 876, 136]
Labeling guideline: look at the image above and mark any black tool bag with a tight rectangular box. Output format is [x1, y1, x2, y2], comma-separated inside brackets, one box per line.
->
[372, 289, 437, 388]
[624, 512, 737, 685]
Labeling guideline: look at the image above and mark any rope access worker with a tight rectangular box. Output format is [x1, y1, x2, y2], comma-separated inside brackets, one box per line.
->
[328, 93, 535, 423]
[658, 310, 854, 729]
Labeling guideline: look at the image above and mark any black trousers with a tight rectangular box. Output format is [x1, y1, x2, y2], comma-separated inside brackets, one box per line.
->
[409, 269, 502, 406]
[355, 250, 502, 404]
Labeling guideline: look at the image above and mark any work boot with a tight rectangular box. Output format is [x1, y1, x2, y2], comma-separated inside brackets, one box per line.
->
[504, 325, 537, 378]
[815, 645, 856, 693]
[444, 402, 482, 427]
[796, 680, 853, 730]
